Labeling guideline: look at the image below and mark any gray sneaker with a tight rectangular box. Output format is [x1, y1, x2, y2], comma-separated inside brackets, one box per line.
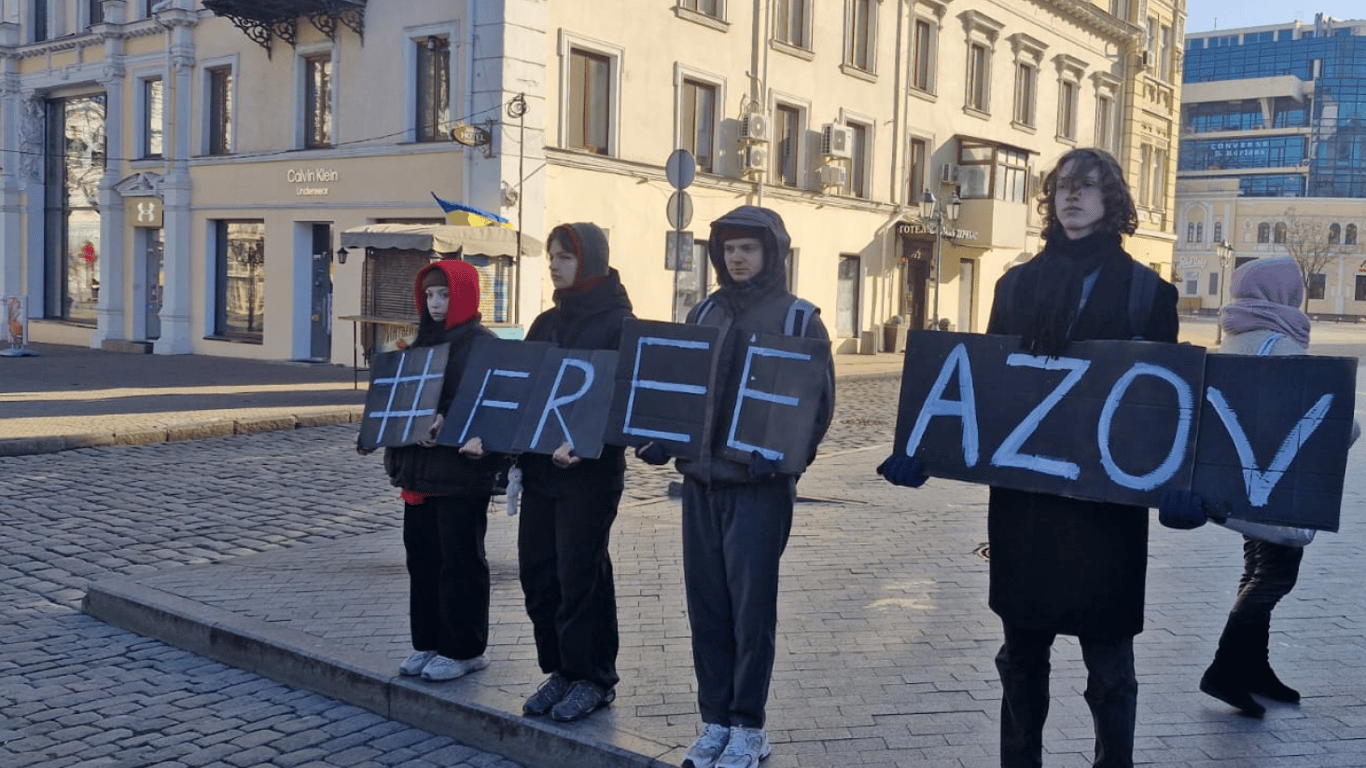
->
[399, 650, 438, 676]
[682, 723, 731, 768]
[420, 654, 490, 681]
[549, 680, 615, 722]
[523, 672, 571, 716]
[715, 726, 770, 768]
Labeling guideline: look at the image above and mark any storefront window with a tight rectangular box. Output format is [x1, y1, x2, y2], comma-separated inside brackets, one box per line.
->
[45, 94, 106, 325]
[215, 221, 266, 340]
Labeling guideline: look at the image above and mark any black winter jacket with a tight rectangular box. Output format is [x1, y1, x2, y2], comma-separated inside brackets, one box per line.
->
[518, 268, 635, 496]
[984, 232, 1178, 638]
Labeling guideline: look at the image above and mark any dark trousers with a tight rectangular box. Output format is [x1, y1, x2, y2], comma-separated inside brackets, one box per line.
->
[996, 624, 1137, 768]
[681, 476, 795, 729]
[403, 496, 490, 661]
[1213, 536, 1303, 668]
[517, 486, 622, 690]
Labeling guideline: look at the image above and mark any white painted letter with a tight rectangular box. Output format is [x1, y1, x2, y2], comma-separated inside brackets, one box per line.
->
[725, 342, 811, 461]
[905, 343, 980, 466]
[1205, 387, 1333, 507]
[990, 354, 1092, 480]
[458, 367, 531, 442]
[530, 357, 595, 449]
[621, 335, 711, 443]
[1097, 363, 1194, 491]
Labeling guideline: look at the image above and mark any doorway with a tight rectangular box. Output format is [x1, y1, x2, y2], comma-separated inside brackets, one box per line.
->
[143, 228, 164, 340]
[309, 223, 333, 361]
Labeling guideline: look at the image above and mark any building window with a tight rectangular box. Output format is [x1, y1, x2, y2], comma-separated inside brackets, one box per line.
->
[44, 94, 106, 325]
[304, 54, 333, 149]
[1159, 24, 1173, 81]
[1013, 62, 1036, 127]
[1143, 147, 1167, 209]
[773, 103, 801, 187]
[1347, 224, 1358, 246]
[415, 36, 450, 143]
[1186, 223, 1195, 243]
[1213, 221, 1223, 242]
[1274, 222, 1287, 244]
[141, 78, 163, 158]
[908, 137, 928, 203]
[33, 0, 48, 41]
[774, 0, 811, 49]
[848, 121, 870, 198]
[207, 67, 233, 155]
[215, 220, 266, 340]
[966, 43, 990, 113]
[1184, 271, 1199, 296]
[836, 255, 861, 338]
[1356, 275, 1366, 301]
[1257, 222, 1270, 243]
[1095, 93, 1115, 152]
[845, 0, 875, 72]
[680, 0, 721, 18]
[1308, 272, 1325, 301]
[680, 78, 717, 173]
[1110, 0, 1131, 22]
[1329, 223, 1341, 244]
[1058, 80, 1078, 140]
[1209, 271, 1221, 295]
[911, 18, 936, 93]
[958, 138, 1028, 202]
[567, 47, 612, 155]
[463, 254, 514, 324]
[88, 0, 104, 26]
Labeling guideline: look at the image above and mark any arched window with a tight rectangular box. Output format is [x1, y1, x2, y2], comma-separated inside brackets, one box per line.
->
[1274, 222, 1287, 244]
[1257, 222, 1271, 243]
[1347, 223, 1358, 246]
[1329, 223, 1341, 244]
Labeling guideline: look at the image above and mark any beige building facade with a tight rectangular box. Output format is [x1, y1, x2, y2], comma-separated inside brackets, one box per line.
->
[1, 0, 1181, 361]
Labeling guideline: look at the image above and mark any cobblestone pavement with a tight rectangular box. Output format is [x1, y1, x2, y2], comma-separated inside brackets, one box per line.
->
[5, 317, 1366, 768]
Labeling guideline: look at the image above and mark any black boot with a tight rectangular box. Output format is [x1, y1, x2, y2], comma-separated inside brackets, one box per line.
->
[1201, 624, 1265, 718]
[1244, 624, 1300, 703]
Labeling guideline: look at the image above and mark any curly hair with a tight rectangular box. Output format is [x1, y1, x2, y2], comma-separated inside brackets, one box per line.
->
[1037, 147, 1137, 242]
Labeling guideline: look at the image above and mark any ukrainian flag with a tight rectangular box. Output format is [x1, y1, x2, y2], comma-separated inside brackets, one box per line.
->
[431, 193, 513, 228]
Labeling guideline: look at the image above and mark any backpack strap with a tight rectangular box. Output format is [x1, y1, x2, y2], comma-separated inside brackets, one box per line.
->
[784, 298, 818, 337]
[692, 297, 717, 325]
[1128, 261, 1160, 340]
[1256, 333, 1285, 356]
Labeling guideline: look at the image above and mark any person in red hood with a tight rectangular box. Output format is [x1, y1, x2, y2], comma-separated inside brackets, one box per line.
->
[359, 258, 504, 683]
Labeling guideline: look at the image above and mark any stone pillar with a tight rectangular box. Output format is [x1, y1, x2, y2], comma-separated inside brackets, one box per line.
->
[152, 2, 196, 354]
[0, 23, 23, 304]
[91, 2, 130, 346]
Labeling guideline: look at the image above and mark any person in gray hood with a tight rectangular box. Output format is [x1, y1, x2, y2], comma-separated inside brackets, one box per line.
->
[640, 205, 833, 768]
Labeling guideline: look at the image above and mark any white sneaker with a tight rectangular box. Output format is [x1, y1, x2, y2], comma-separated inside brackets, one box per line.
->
[420, 654, 490, 681]
[399, 650, 437, 676]
[715, 726, 770, 768]
[682, 723, 731, 768]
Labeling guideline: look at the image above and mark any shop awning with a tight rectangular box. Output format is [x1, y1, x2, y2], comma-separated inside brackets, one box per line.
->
[203, 0, 366, 53]
[340, 224, 542, 259]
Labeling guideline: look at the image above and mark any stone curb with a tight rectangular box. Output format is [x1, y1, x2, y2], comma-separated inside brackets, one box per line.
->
[83, 575, 678, 768]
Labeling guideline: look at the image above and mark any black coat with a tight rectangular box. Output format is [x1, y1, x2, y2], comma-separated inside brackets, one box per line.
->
[984, 235, 1178, 638]
[518, 269, 634, 496]
[383, 320, 505, 497]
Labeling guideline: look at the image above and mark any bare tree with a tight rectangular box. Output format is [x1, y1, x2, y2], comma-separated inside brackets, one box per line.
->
[1280, 207, 1346, 311]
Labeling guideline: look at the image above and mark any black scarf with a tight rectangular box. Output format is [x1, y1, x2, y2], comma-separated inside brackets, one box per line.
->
[1016, 231, 1127, 357]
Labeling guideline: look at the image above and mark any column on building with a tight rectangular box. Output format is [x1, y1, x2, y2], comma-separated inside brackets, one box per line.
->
[154, 2, 198, 354]
[92, 1, 129, 348]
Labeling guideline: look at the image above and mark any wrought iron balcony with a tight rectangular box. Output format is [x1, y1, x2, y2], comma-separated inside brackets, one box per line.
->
[203, 0, 366, 54]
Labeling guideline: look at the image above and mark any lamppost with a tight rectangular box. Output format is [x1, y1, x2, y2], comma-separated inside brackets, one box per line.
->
[1214, 239, 1234, 345]
[921, 190, 961, 329]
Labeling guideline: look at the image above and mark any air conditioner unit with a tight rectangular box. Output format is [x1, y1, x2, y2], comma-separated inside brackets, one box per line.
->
[742, 112, 771, 142]
[939, 162, 959, 185]
[817, 163, 848, 188]
[1140, 50, 1155, 70]
[743, 145, 769, 174]
[820, 123, 854, 159]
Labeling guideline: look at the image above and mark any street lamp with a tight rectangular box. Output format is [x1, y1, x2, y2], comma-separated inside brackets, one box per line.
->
[920, 190, 961, 329]
[1214, 239, 1234, 345]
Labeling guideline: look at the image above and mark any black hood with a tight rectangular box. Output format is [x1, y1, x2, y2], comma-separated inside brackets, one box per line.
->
[707, 205, 790, 294]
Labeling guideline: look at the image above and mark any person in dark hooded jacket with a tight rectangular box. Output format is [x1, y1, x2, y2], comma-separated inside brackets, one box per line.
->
[642, 205, 833, 768]
[361, 258, 502, 683]
[984, 148, 1178, 768]
[517, 223, 635, 723]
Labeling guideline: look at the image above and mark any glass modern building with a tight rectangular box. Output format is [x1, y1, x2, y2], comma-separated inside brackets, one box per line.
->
[1175, 13, 1366, 317]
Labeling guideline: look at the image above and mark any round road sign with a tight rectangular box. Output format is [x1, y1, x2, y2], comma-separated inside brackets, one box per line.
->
[666, 149, 696, 190]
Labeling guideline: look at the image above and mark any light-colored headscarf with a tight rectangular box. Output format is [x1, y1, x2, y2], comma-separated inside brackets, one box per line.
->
[1219, 256, 1310, 348]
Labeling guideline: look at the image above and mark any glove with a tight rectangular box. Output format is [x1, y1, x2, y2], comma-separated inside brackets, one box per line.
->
[635, 442, 671, 466]
[877, 454, 928, 488]
[1158, 489, 1208, 530]
[748, 450, 782, 479]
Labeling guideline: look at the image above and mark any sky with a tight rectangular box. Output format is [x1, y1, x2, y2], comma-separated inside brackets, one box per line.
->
[1184, 1, 1366, 33]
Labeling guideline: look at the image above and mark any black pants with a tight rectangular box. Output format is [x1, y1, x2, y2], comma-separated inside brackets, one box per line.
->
[996, 624, 1137, 768]
[403, 495, 490, 661]
[1213, 536, 1303, 667]
[517, 486, 621, 689]
[681, 475, 795, 729]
